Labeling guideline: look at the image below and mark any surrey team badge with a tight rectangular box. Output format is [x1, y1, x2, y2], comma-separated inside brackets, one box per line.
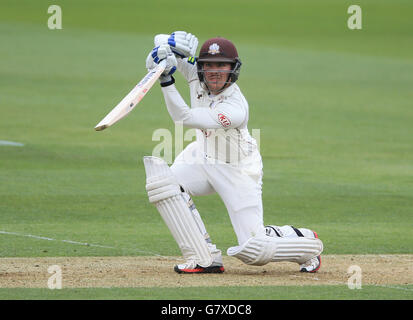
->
[208, 43, 220, 55]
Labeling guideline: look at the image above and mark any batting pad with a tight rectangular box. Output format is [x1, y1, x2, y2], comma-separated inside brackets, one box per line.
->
[227, 235, 323, 266]
[143, 156, 213, 267]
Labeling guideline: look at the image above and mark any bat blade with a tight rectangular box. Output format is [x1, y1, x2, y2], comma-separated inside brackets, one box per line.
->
[94, 60, 166, 131]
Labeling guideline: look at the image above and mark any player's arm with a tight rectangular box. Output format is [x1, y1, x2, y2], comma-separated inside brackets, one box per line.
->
[145, 42, 244, 129]
[176, 57, 198, 83]
[161, 84, 246, 129]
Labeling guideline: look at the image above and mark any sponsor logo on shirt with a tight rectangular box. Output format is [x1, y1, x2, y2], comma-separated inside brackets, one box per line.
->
[218, 113, 231, 128]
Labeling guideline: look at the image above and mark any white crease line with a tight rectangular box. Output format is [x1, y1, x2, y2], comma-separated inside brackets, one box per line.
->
[376, 285, 413, 292]
[0, 230, 163, 257]
[0, 140, 24, 147]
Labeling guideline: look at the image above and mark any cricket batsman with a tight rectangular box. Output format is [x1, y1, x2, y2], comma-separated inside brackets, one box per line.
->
[143, 31, 323, 274]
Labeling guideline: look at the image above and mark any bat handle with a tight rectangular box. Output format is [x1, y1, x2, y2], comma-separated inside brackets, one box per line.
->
[157, 59, 167, 72]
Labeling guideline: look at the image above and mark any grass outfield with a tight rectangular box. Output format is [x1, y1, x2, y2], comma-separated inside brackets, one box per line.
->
[1, 285, 413, 300]
[1, 0, 412, 300]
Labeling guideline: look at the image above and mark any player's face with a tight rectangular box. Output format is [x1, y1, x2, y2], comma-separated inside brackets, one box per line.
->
[203, 62, 232, 94]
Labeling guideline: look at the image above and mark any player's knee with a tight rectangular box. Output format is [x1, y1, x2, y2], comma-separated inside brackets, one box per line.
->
[227, 235, 278, 266]
[143, 156, 181, 203]
[227, 234, 323, 266]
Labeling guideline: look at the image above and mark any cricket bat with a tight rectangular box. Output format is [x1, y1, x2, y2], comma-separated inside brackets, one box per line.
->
[94, 60, 166, 131]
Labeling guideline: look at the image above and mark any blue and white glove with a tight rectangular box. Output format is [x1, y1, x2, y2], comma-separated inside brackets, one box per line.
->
[154, 31, 198, 58]
[145, 44, 177, 86]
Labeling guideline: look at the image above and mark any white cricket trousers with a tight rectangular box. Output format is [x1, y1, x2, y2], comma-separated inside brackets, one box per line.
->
[171, 142, 264, 245]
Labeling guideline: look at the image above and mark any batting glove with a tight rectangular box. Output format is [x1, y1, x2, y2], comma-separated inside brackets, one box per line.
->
[154, 31, 198, 58]
[145, 45, 177, 86]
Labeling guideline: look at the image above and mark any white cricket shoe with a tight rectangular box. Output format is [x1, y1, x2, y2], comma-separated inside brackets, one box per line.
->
[174, 260, 224, 274]
[174, 244, 224, 274]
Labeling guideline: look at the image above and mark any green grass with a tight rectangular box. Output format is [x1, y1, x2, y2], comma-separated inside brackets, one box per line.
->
[1, 0, 412, 299]
[1, 286, 413, 300]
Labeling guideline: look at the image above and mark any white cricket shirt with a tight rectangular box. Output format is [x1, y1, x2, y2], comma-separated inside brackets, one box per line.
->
[161, 57, 259, 165]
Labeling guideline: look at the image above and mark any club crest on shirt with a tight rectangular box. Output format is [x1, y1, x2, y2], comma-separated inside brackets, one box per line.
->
[208, 43, 220, 55]
[218, 113, 231, 127]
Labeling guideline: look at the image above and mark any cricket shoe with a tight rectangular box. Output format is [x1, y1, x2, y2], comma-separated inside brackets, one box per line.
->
[174, 260, 225, 274]
[299, 231, 321, 273]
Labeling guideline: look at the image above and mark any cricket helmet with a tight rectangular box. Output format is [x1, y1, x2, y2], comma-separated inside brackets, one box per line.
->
[196, 37, 242, 88]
